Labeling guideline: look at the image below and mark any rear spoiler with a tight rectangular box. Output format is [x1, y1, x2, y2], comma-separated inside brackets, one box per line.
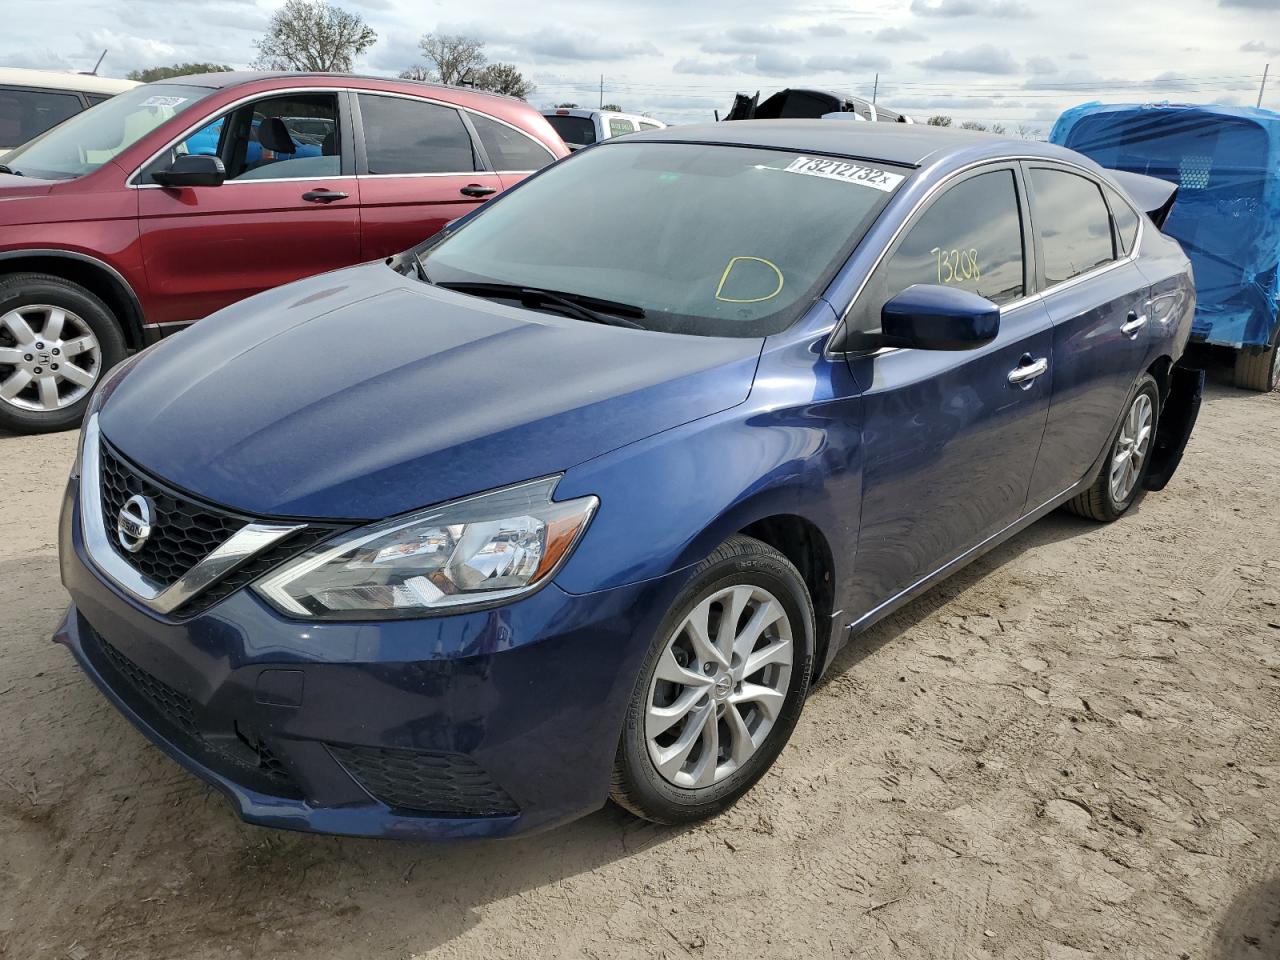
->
[1108, 169, 1179, 230]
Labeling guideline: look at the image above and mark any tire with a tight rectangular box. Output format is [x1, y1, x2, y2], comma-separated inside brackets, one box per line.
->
[1067, 373, 1161, 522]
[610, 534, 815, 824]
[1233, 318, 1280, 392]
[0, 273, 127, 434]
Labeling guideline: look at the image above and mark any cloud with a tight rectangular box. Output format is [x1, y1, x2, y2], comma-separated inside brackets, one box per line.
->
[910, 0, 1032, 17]
[809, 22, 847, 36]
[672, 57, 734, 75]
[1026, 56, 1057, 75]
[1241, 40, 1280, 53]
[1220, 0, 1279, 7]
[702, 26, 806, 54]
[921, 44, 1019, 74]
[805, 52, 892, 72]
[874, 26, 927, 42]
[1067, 52, 1090, 60]
[441, 24, 660, 63]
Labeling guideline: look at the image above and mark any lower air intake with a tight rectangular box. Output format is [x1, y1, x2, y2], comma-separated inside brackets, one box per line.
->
[328, 743, 519, 818]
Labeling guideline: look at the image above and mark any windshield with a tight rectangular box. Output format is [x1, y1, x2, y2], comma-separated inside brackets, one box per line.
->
[545, 115, 597, 146]
[420, 142, 906, 337]
[1, 83, 213, 180]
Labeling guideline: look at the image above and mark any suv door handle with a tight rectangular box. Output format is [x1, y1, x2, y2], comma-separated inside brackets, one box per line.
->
[301, 190, 349, 203]
[460, 183, 498, 198]
[1008, 357, 1049, 386]
[1121, 312, 1148, 338]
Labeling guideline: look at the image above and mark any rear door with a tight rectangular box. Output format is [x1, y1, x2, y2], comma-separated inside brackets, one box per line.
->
[136, 90, 359, 325]
[1023, 164, 1151, 507]
[353, 92, 503, 258]
[844, 165, 1054, 616]
[465, 111, 558, 192]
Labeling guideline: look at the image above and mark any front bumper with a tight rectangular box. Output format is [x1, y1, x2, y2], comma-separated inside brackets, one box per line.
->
[56, 477, 680, 839]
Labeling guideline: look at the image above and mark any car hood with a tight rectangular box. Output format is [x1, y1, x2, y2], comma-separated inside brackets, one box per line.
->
[0, 173, 56, 199]
[100, 262, 763, 520]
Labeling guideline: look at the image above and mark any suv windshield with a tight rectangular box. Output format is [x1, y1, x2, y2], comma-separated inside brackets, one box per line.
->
[1, 83, 213, 180]
[420, 142, 906, 337]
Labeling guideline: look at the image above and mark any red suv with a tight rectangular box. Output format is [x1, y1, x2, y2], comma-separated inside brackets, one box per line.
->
[0, 72, 567, 433]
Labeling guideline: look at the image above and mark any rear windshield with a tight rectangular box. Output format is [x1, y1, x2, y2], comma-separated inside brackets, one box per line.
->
[545, 114, 596, 147]
[1, 83, 212, 180]
[421, 142, 906, 338]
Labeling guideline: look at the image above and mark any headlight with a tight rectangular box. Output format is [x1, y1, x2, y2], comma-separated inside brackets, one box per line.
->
[253, 477, 598, 620]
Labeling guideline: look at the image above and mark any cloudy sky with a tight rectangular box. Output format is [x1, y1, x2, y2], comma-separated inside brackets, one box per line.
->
[4, 0, 1279, 131]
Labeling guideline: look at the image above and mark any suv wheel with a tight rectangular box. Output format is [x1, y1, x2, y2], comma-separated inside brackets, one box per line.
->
[0, 273, 127, 433]
[610, 535, 815, 824]
[1233, 316, 1280, 393]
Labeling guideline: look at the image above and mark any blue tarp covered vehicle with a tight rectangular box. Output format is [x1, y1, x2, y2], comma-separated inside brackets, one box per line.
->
[1051, 102, 1280, 391]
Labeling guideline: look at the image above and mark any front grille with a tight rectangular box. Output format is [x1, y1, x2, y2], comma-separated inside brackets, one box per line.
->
[99, 442, 245, 587]
[82, 626, 303, 799]
[328, 744, 519, 818]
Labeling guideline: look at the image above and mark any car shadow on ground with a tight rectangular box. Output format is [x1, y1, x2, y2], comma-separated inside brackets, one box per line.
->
[1212, 872, 1280, 958]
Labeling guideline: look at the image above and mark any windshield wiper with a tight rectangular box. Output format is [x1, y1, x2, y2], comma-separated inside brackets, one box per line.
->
[437, 281, 646, 330]
[0, 163, 20, 176]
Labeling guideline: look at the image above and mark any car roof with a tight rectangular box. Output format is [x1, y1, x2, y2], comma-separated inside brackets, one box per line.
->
[625, 119, 1082, 169]
[163, 71, 525, 106]
[0, 68, 138, 95]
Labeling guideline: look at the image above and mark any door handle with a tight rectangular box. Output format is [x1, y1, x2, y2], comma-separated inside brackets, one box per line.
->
[301, 190, 349, 203]
[460, 183, 498, 198]
[1008, 357, 1049, 386]
[1121, 312, 1148, 338]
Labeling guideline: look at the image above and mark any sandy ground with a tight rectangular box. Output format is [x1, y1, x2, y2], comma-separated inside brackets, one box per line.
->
[1, 366, 1278, 960]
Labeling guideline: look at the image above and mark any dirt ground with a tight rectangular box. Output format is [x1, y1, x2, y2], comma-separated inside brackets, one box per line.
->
[1, 364, 1278, 960]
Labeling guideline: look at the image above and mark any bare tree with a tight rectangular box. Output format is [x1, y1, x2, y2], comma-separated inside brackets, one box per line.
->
[927, 114, 952, 126]
[253, 0, 377, 72]
[475, 63, 535, 100]
[959, 120, 989, 131]
[1014, 122, 1043, 140]
[989, 122, 1008, 135]
[411, 33, 487, 86]
[399, 65, 432, 81]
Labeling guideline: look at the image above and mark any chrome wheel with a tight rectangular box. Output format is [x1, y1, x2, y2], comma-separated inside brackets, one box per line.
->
[645, 584, 793, 789]
[0, 304, 101, 412]
[1110, 391, 1154, 504]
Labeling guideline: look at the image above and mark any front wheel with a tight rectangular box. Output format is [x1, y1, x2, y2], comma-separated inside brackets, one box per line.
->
[610, 535, 815, 824]
[1067, 373, 1161, 522]
[0, 273, 127, 434]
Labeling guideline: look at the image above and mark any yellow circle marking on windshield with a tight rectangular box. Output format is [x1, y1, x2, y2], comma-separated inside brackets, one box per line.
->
[715, 257, 785, 304]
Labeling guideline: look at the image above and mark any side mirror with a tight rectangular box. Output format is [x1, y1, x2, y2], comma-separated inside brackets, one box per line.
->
[879, 284, 1000, 351]
[152, 154, 226, 188]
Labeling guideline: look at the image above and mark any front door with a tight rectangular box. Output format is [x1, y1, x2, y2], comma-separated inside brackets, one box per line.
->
[352, 92, 503, 259]
[844, 165, 1053, 619]
[137, 91, 360, 326]
[1022, 165, 1151, 507]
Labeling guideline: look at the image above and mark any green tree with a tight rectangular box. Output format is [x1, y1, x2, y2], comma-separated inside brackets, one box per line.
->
[927, 114, 952, 126]
[555, 102, 579, 108]
[475, 63, 535, 100]
[253, 0, 377, 72]
[601, 102, 622, 111]
[409, 33, 487, 85]
[127, 62, 232, 83]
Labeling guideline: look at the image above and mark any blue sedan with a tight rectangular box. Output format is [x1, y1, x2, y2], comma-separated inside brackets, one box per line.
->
[56, 121, 1201, 838]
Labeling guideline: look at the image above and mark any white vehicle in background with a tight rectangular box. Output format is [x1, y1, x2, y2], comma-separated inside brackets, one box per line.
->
[0, 68, 138, 153]
[542, 108, 666, 150]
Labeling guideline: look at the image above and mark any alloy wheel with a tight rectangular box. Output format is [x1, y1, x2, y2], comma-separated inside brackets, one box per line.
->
[0, 305, 102, 412]
[1110, 391, 1154, 504]
[645, 584, 793, 789]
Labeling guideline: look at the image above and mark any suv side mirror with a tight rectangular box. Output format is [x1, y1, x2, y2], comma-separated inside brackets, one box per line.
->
[152, 154, 226, 189]
[879, 284, 1000, 351]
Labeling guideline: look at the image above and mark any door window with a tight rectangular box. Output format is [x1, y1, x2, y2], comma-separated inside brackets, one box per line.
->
[0, 88, 82, 145]
[1029, 168, 1116, 285]
[153, 93, 341, 183]
[849, 169, 1026, 337]
[468, 113, 554, 171]
[608, 117, 636, 138]
[358, 94, 476, 174]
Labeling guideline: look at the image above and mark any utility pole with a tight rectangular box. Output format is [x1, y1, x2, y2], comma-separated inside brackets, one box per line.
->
[1259, 64, 1270, 109]
[872, 73, 879, 105]
[599, 74, 604, 109]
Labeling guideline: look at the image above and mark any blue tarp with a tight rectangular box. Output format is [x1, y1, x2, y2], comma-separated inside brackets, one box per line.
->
[1050, 102, 1280, 349]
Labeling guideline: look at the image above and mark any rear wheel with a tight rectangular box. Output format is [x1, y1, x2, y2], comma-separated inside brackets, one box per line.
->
[1233, 318, 1280, 392]
[0, 273, 127, 434]
[1067, 373, 1161, 522]
[610, 535, 814, 824]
